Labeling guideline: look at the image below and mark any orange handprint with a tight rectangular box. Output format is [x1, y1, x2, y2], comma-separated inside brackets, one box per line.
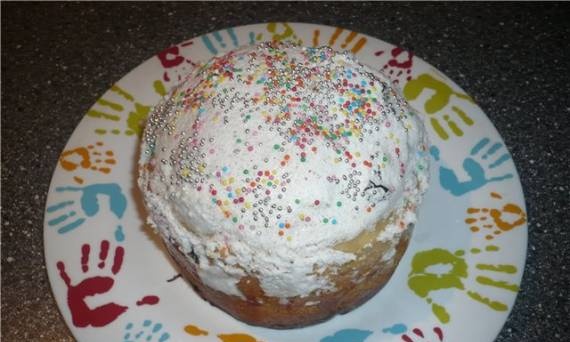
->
[217, 333, 262, 342]
[465, 192, 527, 240]
[184, 324, 208, 336]
[59, 141, 116, 184]
[312, 27, 367, 54]
[182, 323, 262, 341]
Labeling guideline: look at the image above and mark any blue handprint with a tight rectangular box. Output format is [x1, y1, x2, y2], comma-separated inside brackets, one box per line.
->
[201, 28, 240, 55]
[430, 138, 513, 196]
[46, 183, 127, 240]
[123, 320, 170, 342]
[321, 329, 373, 342]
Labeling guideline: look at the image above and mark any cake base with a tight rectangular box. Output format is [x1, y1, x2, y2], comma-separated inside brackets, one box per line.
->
[165, 222, 412, 329]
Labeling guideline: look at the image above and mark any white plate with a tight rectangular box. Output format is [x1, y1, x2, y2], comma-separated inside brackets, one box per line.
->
[44, 23, 527, 342]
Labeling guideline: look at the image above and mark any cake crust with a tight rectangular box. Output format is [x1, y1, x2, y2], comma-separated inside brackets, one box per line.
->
[166, 219, 411, 328]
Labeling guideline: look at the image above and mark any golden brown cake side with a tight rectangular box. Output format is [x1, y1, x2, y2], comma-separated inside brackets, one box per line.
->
[165, 216, 411, 329]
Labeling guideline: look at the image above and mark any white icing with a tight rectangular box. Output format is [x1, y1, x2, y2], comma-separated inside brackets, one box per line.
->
[304, 301, 320, 306]
[381, 245, 397, 262]
[139, 42, 429, 298]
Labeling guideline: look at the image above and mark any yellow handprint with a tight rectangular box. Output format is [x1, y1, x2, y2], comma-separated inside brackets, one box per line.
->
[408, 245, 519, 324]
[86, 85, 150, 137]
[182, 324, 262, 342]
[259, 22, 303, 45]
[218, 334, 262, 342]
[404, 74, 475, 140]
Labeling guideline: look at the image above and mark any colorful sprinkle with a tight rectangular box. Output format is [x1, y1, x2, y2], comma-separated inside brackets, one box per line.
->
[141, 41, 428, 244]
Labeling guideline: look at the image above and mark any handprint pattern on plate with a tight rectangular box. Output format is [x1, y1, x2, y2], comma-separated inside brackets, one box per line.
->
[86, 85, 150, 137]
[466, 192, 527, 240]
[260, 22, 303, 45]
[404, 73, 475, 140]
[312, 27, 367, 54]
[382, 323, 444, 341]
[57, 240, 159, 329]
[182, 323, 261, 341]
[321, 329, 373, 342]
[184, 324, 209, 336]
[46, 183, 127, 240]
[400, 326, 444, 342]
[375, 47, 414, 85]
[430, 138, 514, 196]
[57, 240, 127, 327]
[156, 39, 197, 88]
[59, 141, 116, 184]
[201, 28, 254, 56]
[123, 320, 170, 342]
[407, 245, 519, 324]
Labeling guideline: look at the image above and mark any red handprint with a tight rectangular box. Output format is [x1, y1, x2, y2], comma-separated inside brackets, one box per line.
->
[375, 47, 414, 85]
[56, 240, 127, 328]
[157, 46, 186, 69]
[401, 326, 444, 342]
[156, 40, 196, 83]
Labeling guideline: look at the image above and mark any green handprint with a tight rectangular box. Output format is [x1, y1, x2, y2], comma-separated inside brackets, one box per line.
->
[259, 22, 303, 45]
[408, 246, 519, 324]
[404, 74, 475, 140]
[86, 85, 150, 137]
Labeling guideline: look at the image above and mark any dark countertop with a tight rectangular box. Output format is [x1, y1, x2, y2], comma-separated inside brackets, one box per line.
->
[2, 3, 569, 341]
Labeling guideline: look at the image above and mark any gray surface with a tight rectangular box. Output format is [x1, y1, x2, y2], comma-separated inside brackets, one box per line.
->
[2, 2, 569, 341]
